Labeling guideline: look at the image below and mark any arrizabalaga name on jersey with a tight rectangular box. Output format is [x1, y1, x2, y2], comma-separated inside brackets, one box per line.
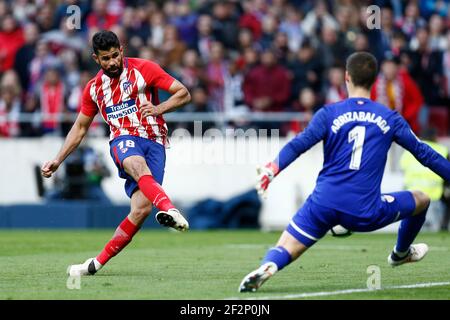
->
[331, 111, 391, 134]
[105, 99, 138, 121]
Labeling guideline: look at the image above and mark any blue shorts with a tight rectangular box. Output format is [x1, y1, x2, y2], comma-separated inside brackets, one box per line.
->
[286, 191, 416, 247]
[109, 135, 166, 198]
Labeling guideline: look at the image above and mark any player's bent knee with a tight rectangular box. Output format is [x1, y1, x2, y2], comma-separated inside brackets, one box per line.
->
[123, 156, 152, 181]
[411, 190, 430, 215]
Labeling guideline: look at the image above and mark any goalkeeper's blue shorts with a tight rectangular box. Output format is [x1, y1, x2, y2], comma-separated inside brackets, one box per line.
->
[286, 191, 416, 247]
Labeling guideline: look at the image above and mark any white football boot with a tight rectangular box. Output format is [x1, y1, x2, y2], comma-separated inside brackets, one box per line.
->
[238, 262, 278, 293]
[155, 208, 189, 232]
[387, 243, 429, 267]
[67, 258, 101, 276]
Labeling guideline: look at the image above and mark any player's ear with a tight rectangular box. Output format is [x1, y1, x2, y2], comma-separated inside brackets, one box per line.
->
[344, 71, 350, 83]
[92, 53, 100, 65]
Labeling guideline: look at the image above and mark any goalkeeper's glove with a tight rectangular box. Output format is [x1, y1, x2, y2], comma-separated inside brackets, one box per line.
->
[256, 162, 279, 198]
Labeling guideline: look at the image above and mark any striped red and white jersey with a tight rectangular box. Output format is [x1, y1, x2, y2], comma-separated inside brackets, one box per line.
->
[81, 57, 175, 145]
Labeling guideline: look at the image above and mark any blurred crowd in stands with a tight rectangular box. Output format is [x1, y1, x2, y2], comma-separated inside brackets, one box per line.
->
[0, 0, 449, 137]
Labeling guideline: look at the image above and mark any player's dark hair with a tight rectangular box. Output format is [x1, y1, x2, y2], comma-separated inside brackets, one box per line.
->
[92, 30, 120, 54]
[346, 52, 378, 90]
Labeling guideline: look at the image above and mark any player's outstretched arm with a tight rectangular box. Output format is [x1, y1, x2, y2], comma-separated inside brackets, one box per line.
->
[394, 115, 450, 181]
[41, 113, 94, 178]
[140, 80, 191, 118]
[256, 108, 328, 197]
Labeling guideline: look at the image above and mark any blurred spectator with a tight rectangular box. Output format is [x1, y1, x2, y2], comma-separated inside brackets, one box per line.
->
[67, 70, 90, 113]
[138, 46, 157, 62]
[35, 3, 54, 33]
[335, 5, 360, 50]
[178, 86, 215, 135]
[211, 1, 240, 50]
[390, 30, 408, 56]
[0, 71, 22, 137]
[301, 0, 339, 37]
[353, 32, 370, 52]
[371, 53, 424, 134]
[185, 86, 212, 113]
[195, 14, 216, 62]
[65, 70, 104, 137]
[317, 25, 351, 70]
[243, 49, 291, 113]
[28, 40, 60, 93]
[148, 10, 166, 49]
[408, 27, 444, 106]
[12, 0, 37, 24]
[86, 0, 120, 31]
[178, 49, 204, 91]
[59, 48, 80, 89]
[238, 28, 261, 53]
[323, 64, 347, 104]
[272, 31, 290, 65]
[288, 87, 318, 133]
[224, 58, 246, 115]
[41, 17, 87, 53]
[288, 41, 323, 98]
[36, 66, 66, 135]
[443, 29, 450, 102]
[236, 46, 260, 72]
[399, 2, 427, 40]
[378, 6, 399, 59]
[160, 24, 187, 69]
[279, 5, 304, 53]
[0, 14, 25, 72]
[109, 24, 138, 58]
[428, 14, 447, 51]
[259, 14, 278, 50]
[205, 41, 227, 112]
[14, 22, 39, 91]
[121, 6, 150, 48]
[0, 0, 447, 138]
[169, 2, 198, 48]
[239, 0, 263, 41]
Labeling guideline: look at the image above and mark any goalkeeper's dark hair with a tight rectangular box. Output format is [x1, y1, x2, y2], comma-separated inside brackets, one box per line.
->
[92, 30, 120, 54]
[346, 51, 378, 90]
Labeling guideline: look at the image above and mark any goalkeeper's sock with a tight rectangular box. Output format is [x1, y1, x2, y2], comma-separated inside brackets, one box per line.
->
[138, 175, 175, 211]
[96, 217, 140, 265]
[261, 246, 292, 272]
[395, 206, 428, 254]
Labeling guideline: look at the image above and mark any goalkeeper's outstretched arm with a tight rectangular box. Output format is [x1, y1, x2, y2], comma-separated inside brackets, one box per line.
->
[256, 108, 328, 196]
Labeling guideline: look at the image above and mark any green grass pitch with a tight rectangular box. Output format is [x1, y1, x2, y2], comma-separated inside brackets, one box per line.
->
[0, 230, 449, 300]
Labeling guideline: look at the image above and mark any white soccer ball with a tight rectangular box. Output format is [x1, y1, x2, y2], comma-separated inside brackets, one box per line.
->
[330, 225, 353, 237]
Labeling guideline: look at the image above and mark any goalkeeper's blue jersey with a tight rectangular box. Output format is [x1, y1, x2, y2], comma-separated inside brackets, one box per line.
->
[275, 97, 450, 217]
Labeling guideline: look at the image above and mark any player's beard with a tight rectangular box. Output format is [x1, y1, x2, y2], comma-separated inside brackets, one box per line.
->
[103, 58, 124, 78]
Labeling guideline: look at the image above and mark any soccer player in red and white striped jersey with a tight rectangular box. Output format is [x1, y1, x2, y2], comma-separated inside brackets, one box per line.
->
[41, 30, 191, 276]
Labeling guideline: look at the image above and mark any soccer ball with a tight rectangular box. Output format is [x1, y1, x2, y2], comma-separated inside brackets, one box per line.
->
[330, 225, 353, 237]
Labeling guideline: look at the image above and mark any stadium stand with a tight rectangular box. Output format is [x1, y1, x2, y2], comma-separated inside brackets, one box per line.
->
[0, 0, 448, 138]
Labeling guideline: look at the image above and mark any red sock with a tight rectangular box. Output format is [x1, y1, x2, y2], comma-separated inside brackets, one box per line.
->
[96, 217, 139, 265]
[137, 175, 175, 211]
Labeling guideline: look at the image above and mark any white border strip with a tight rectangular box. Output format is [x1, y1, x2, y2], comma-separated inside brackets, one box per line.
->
[289, 221, 318, 241]
[226, 281, 450, 300]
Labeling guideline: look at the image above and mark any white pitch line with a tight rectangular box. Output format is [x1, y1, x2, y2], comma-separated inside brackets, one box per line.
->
[224, 244, 449, 251]
[227, 281, 450, 300]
